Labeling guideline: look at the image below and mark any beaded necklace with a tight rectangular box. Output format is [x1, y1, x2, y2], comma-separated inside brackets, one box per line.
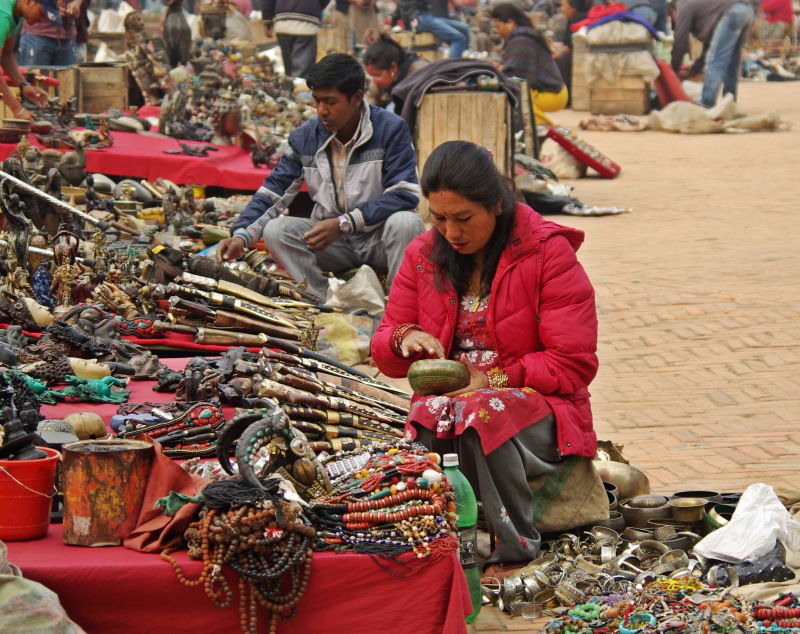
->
[308, 444, 458, 557]
[161, 480, 314, 634]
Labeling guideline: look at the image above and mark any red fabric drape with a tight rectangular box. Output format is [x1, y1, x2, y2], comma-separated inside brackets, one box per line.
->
[0, 131, 270, 190]
[654, 58, 693, 107]
[7, 525, 472, 634]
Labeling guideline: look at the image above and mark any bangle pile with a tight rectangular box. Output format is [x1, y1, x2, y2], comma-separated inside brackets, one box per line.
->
[486, 366, 509, 388]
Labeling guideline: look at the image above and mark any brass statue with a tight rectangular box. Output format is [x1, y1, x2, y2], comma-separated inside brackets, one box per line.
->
[50, 241, 83, 306]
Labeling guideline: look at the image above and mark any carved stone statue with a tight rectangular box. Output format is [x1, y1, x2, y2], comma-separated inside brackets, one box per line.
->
[124, 11, 170, 106]
[162, 0, 192, 67]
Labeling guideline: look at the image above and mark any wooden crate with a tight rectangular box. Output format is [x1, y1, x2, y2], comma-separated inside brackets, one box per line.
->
[415, 91, 512, 179]
[77, 63, 129, 113]
[316, 24, 350, 61]
[393, 31, 442, 62]
[25, 66, 80, 105]
[589, 75, 649, 115]
[571, 34, 590, 112]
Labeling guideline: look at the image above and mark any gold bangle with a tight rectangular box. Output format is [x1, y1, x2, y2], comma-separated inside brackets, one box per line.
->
[486, 367, 508, 388]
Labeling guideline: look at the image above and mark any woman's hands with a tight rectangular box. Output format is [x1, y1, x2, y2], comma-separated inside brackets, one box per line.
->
[399, 329, 445, 359]
[444, 355, 488, 397]
[21, 84, 48, 108]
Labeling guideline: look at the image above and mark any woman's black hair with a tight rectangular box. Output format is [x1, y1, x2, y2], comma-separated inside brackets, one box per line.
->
[305, 53, 366, 98]
[363, 34, 405, 71]
[566, 0, 590, 11]
[489, 3, 533, 27]
[421, 141, 517, 297]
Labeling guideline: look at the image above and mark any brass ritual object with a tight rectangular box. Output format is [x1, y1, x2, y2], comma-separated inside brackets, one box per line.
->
[593, 460, 650, 500]
[619, 494, 671, 528]
[668, 497, 708, 523]
[407, 359, 469, 396]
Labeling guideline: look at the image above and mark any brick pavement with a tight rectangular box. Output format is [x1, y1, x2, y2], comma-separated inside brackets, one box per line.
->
[364, 82, 798, 632]
[458, 81, 799, 633]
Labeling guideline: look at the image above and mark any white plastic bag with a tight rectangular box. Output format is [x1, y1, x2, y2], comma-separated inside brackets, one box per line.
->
[325, 265, 386, 317]
[694, 483, 800, 564]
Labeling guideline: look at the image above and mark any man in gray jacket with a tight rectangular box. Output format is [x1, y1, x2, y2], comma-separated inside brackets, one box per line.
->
[218, 55, 424, 300]
[670, 0, 754, 108]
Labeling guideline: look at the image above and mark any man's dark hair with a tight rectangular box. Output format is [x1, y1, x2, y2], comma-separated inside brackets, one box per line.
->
[422, 141, 517, 297]
[489, 3, 533, 27]
[305, 53, 366, 98]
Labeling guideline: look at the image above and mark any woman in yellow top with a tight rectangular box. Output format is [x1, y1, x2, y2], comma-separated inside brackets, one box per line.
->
[490, 3, 567, 126]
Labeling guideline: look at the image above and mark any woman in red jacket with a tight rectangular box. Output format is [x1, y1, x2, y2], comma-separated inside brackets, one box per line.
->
[371, 141, 599, 571]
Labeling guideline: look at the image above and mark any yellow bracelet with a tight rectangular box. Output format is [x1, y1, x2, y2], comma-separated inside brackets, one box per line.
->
[486, 367, 508, 388]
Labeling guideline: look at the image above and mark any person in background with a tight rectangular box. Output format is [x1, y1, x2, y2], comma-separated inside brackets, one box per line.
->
[670, 0, 754, 108]
[490, 3, 566, 125]
[397, 0, 471, 58]
[217, 54, 424, 301]
[347, 0, 378, 48]
[17, 0, 85, 66]
[624, 0, 669, 31]
[262, 0, 328, 78]
[0, 0, 50, 120]
[552, 0, 589, 103]
[759, 0, 793, 46]
[74, 0, 89, 62]
[364, 33, 429, 111]
[371, 140, 598, 572]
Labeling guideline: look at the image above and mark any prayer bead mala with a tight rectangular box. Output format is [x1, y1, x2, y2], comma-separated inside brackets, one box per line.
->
[309, 444, 457, 556]
[162, 499, 314, 634]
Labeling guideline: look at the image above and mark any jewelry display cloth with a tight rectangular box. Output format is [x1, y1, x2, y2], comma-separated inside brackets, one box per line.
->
[7, 525, 472, 634]
[0, 131, 269, 190]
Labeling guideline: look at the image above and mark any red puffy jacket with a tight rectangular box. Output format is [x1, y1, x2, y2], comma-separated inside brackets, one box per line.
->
[371, 203, 599, 458]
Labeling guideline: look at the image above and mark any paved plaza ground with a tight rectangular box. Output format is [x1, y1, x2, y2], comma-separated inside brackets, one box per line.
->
[457, 79, 800, 632]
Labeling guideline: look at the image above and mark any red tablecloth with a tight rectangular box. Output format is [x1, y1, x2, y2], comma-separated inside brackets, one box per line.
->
[37, 356, 243, 426]
[16, 356, 472, 633]
[0, 131, 271, 190]
[6, 525, 471, 634]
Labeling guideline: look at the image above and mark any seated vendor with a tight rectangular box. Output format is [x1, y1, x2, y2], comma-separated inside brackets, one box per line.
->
[364, 33, 429, 113]
[552, 0, 589, 104]
[490, 3, 567, 126]
[371, 141, 599, 574]
[217, 53, 425, 301]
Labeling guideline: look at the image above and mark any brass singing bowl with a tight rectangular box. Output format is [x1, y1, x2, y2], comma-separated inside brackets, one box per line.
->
[668, 497, 708, 523]
[407, 359, 469, 396]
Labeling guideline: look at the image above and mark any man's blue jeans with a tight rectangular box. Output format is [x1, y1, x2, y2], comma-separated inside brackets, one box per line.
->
[701, 2, 754, 108]
[17, 33, 76, 67]
[416, 14, 470, 59]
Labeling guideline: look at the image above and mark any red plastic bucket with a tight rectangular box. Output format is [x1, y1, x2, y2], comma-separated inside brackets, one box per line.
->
[0, 447, 60, 540]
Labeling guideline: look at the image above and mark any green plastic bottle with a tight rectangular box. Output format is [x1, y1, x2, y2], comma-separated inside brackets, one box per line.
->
[442, 453, 481, 624]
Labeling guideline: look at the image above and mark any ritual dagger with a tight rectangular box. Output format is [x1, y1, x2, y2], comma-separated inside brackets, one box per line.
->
[179, 272, 296, 313]
[258, 378, 406, 425]
[256, 347, 409, 397]
[168, 295, 302, 341]
[166, 282, 299, 330]
[0, 169, 109, 229]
